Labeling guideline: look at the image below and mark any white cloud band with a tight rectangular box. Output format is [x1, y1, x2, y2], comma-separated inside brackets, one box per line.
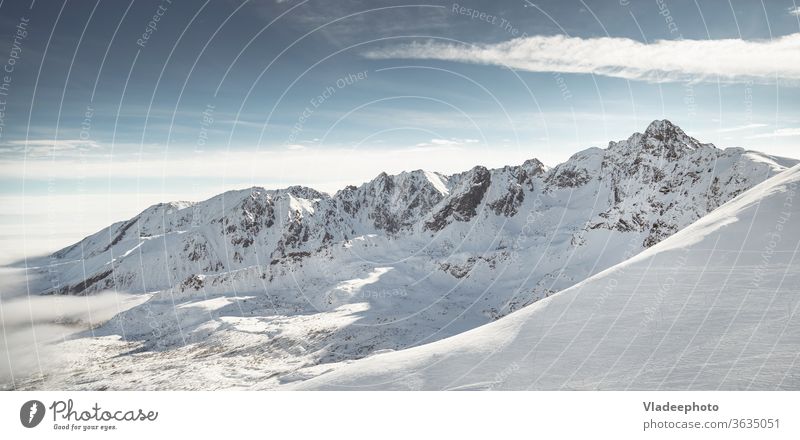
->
[363, 33, 800, 84]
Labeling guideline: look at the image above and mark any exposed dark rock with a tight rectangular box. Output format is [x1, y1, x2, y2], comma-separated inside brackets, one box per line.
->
[182, 274, 204, 291]
[426, 166, 491, 231]
[548, 168, 591, 188]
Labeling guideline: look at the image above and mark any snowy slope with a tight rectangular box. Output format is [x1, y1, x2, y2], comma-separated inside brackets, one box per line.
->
[292, 165, 800, 390]
[8, 120, 798, 390]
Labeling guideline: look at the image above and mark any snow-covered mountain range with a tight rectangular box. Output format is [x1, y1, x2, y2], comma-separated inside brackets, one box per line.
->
[293, 164, 800, 390]
[14, 120, 798, 390]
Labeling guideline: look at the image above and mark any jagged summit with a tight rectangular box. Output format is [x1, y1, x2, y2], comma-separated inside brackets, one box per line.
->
[644, 118, 682, 135]
[281, 185, 327, 200]
[608, 119, 703, 158]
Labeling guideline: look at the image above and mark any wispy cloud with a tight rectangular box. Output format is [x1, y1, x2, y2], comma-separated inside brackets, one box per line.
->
[0, 139, 101, 157]
[363, 33, 800, 84]
[415, 138, 479, 147]
[716, 123, 769, 133]
[746, 128, 800, 139]
[789, 6, 800, 16]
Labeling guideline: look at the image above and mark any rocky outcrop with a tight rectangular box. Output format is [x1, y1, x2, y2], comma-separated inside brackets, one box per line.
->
[426, 166, 491, 231]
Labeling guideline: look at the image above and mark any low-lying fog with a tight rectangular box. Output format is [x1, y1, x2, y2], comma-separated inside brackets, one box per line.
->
[0, 267, 147, 389]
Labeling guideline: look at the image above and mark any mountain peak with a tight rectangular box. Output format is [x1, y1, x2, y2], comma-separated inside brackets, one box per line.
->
[283, 185, 327, 200]
[641, 119, 694, 143]
[608, 119, 703, 158]
[643, 119, 682, 136]
[640, 119, 701, 153]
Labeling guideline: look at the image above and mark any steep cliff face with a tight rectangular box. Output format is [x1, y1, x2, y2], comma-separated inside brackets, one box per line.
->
[425, 166, 491, 231]
[337, 170, 449, 235]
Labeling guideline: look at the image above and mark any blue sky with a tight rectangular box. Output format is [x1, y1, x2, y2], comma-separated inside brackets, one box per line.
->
[0, 0, 799, 206]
